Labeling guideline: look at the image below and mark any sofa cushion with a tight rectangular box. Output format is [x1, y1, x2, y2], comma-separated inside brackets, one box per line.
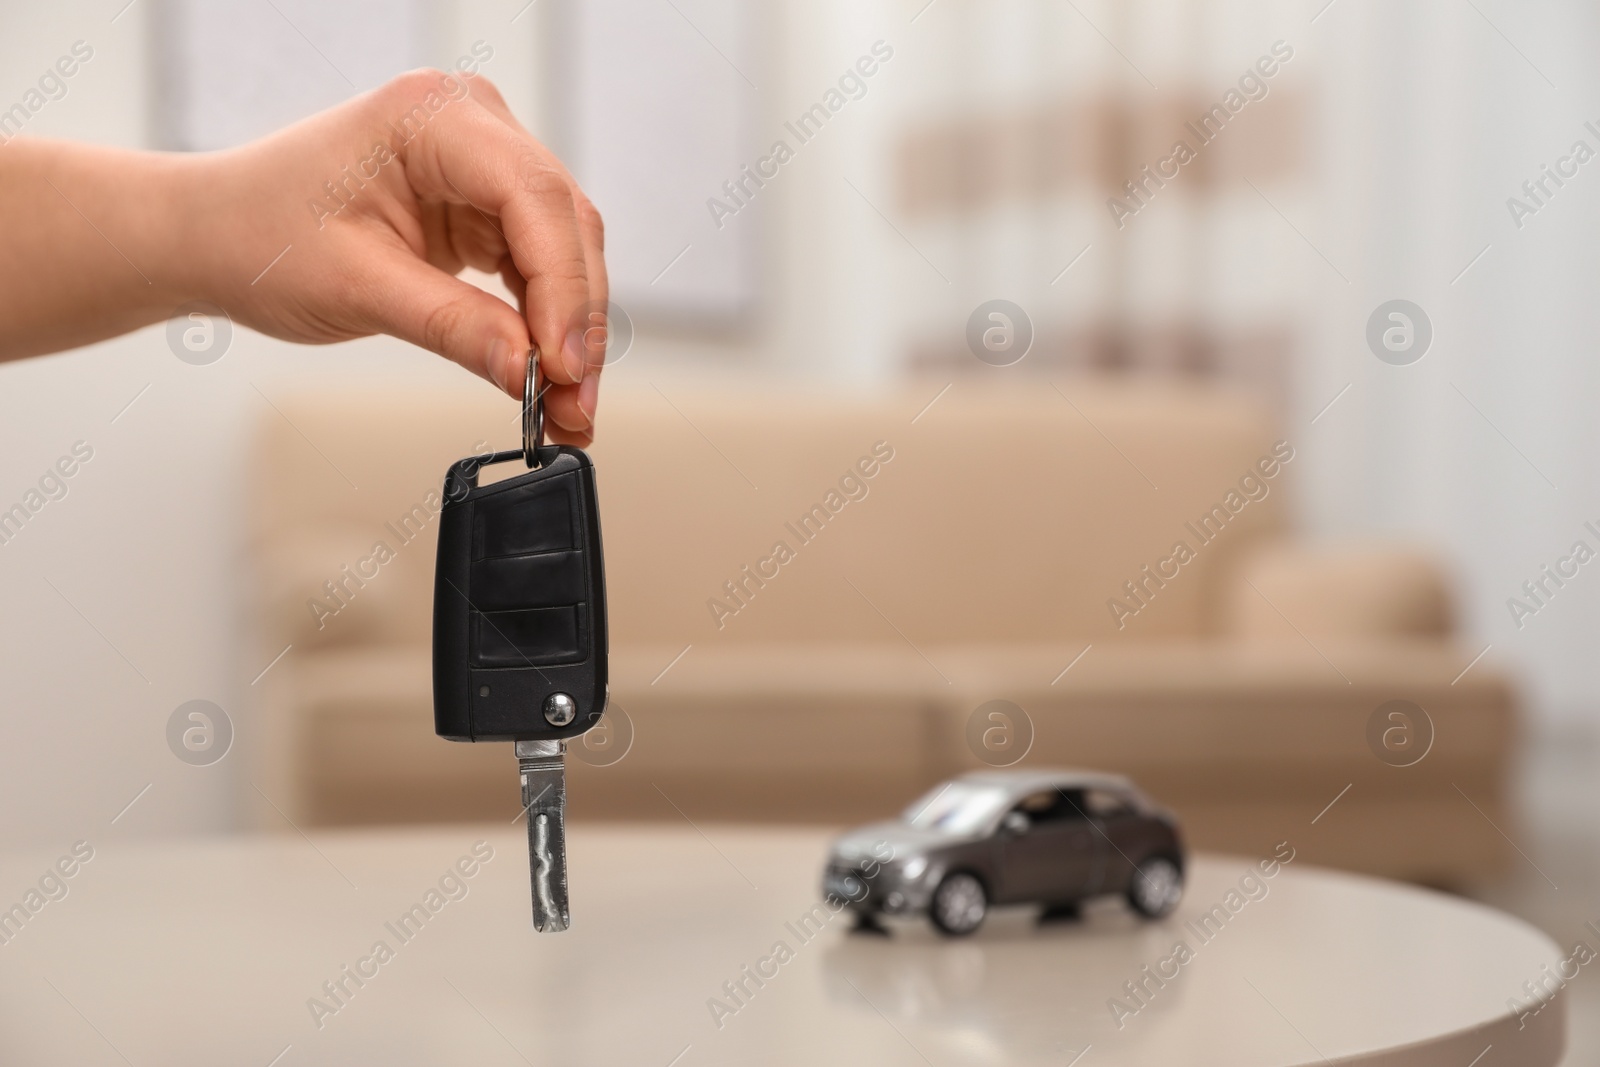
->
[931, 640, 1509, 788]
[285, 640, 1510, 832]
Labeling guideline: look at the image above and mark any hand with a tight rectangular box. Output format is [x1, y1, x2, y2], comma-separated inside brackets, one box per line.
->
[194, 70, 607, 444]
[0, 69, 607, 445]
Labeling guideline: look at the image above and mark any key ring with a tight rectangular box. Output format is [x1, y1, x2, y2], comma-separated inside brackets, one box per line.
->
[522, 347, 544, 468]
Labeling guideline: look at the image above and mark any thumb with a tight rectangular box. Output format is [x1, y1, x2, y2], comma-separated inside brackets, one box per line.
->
[354, 251, 529, 397]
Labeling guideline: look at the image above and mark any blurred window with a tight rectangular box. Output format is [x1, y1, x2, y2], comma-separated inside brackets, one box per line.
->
[151, 0, 425, 151]
[549, 0, 758, 321]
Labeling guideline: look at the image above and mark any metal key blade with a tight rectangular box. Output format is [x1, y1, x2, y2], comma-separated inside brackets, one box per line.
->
[515, 739, 570, 932]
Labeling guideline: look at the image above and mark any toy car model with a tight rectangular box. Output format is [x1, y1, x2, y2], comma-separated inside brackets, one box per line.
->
[822, 769, 1185, 936]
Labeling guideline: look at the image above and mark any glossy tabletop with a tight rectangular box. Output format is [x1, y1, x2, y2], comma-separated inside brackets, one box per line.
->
[0, 826, 1566, 1066]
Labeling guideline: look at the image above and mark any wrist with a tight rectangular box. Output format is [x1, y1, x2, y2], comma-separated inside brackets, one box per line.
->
[135, 150, 221, 311]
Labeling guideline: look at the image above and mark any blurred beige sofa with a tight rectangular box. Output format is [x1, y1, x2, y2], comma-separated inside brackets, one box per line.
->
[246, 380, 1515, 885]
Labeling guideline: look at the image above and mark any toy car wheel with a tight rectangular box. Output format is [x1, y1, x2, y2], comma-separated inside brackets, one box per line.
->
[930, 872, 987, 936]
[1127, 855, 1183, 918]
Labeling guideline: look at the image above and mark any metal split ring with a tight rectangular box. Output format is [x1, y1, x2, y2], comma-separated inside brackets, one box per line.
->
[523, 347, 544, 467]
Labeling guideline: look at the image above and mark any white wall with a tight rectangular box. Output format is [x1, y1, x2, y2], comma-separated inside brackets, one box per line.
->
[0, 2, 197, 848]
[1299, 0, 1600, 728]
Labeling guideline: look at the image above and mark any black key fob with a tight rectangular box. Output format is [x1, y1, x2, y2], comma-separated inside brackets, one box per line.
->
[432, 365, 608, 744]
[432, 351, 605, 932]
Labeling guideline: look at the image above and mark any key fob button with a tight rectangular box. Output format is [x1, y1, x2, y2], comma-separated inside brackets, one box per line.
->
[544, 693, 577, 727]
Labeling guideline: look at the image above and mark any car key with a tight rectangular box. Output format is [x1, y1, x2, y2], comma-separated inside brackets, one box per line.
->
[432, 350, 608, 932]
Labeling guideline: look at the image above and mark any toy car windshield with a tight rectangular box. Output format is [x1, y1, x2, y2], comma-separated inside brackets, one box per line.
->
[901, 782, 1011, 835]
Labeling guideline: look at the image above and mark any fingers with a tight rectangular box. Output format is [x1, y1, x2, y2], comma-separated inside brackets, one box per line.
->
[364, 71, 605, 437]
[389, 72, 591, 388]
[545, 422, 593, 448]
[470, 77, 608, 377]
[544, 376, 590, 434]
[572, 192, 608, 376]
[352, 248, 528, 397]
[457, 74, 532, 138]
[497, 253, 526, 317]
[487, 252, 592, 426]
[440, 201, 512, 274]
[351, 246, 597, 442]
[574, 205, 604, 424]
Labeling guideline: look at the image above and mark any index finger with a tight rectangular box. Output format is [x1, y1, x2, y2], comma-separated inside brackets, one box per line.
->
[390, 73, 591, 386]
[466, 78, 610, 382]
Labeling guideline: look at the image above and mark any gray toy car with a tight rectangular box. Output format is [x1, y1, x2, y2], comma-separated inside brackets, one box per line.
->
[822, 769, 1185, 936]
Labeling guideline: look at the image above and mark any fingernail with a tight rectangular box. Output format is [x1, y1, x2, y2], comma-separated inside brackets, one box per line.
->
[563, 329, 585, 382]
[578, 373, 600, 425]
[487, 337, 513, 392]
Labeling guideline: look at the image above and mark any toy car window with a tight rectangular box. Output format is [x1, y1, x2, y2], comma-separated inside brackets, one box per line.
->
[1084, 788, 1134, 817]
[902, 782, 1011, 835]
[1018, 791, 1056, 813]
[1014, 788, 1087, 824]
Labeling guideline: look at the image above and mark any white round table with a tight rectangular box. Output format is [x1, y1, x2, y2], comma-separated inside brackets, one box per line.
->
[0, 826, 1566, 1066]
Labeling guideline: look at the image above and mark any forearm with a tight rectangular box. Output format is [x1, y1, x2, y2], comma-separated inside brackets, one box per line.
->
[0, 138, 201, 359]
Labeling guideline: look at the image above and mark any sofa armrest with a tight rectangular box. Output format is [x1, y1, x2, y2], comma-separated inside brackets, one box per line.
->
[1222, 541, 1456, 642]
